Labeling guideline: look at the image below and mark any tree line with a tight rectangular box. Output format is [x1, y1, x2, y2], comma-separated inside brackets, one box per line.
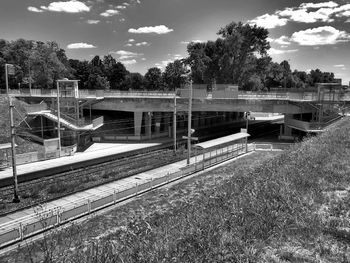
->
[0, 22, 337, 91]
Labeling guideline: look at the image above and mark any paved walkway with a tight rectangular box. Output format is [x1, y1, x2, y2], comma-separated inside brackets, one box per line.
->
[0, 142, 160, 180]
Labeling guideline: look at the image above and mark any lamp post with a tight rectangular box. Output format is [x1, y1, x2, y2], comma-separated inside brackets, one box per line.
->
[56, 81, 62, 157]
[173, 89, 177, 153]
[5, 64, 20, 202]
[187, 78, 193, 165]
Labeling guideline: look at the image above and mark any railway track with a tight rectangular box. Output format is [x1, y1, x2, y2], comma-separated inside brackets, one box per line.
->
[0, 148, 191, 215]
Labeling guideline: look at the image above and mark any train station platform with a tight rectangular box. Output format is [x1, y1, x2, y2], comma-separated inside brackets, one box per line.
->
[0, 142, 161, 182]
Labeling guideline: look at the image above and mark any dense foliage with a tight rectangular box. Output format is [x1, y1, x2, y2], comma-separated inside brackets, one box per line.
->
[0, 21, 337, 91]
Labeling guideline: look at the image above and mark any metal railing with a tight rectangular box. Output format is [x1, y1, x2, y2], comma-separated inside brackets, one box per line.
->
[8, 88, 350, 102]
[0, 144, 251, 249]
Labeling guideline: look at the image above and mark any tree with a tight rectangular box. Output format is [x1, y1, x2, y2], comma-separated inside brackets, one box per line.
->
[109, 62, 129, 89]
[69, 59, 91, 89]
[162, 60, 188, 90]
[124, 73, 144, 90]
[144, 67, 163, 90]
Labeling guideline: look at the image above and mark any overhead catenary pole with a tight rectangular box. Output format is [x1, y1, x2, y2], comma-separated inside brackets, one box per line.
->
[173, 89, 177, 153]
[9, 96, 20, 203]
[187, 78, 193, 165]
[56, 81, 62, 157]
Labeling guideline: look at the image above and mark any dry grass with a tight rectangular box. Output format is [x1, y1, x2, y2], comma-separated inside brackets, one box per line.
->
[2, 117, 350, 262]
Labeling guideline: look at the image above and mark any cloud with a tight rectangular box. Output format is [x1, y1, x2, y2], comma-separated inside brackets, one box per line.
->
[87, 19, 100, 24]
[290, 26, 350, 45]
[268, 48, 298, 55]
[300, 1, 338, 9]
[249, 2, 350, 28]
[119, 18, 126, 22]
[27, 6, 44, 13]
[100, 9, 119, 17]
[112, 50, 143, 60]
[128, 25, 173, 34]
[135, 41, 149, 46]
[141, 58, 146, 61]
[116, 5, 127, 9]
[277, 7, 335, 23]
[67, 42, 96, 49]
[128, 39, 135, 42]
[123, 2, 130, 6]
[249, 14, 288, 29]
[333, 64, 345, 67]
[125, 43, 133, 47]
[121, 59, 137, 65]
[40, 0, 90, 13]
[180, 40, 205, 45]
[270, 35, 291, 45]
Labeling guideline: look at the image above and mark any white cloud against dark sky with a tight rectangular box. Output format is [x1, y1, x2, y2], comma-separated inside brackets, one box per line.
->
[1, 0, 349, 84]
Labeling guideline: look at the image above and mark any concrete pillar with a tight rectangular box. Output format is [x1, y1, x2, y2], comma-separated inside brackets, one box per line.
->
[134, 112, 143, 137]
[164, 113, 170, 132]
[193, 112, 200, 128]
[200, 112, 206, 127]
[154, 112, 162, 134]
[279, 114, 294, 140]
[145, 112, 152, 139]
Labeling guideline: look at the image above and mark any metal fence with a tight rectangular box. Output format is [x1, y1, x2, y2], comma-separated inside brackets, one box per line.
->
[0, 144, 251, 249]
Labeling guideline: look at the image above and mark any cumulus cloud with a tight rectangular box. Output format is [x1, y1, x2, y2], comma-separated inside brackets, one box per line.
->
[67, 42, 96, 49]
[128, 25, 173, 34]
[27, 6, 44, 13]
[270, 35, 291, 45]
[300, 1, 338, 9]
[121, 59, 137, 65]
[125, 43, 133, 47]
[87, 19, 100, 24]
[249, 14, 288, 28]
[249, 2, 350, 28]
[40, 0, 90, 13]
[116, 5, 127, 9]
[135, 42, 149, 46]
[111, 50, 143, 60]
[128, 39, 135, 42]
[100, 9, 119, 17]
[290, 26, 350, 45]
[180, 40, 205, 45]
[333, 64, 345, 67]
[268, 48, 299, 55]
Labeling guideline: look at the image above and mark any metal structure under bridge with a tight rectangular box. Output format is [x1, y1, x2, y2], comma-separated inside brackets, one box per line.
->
[8, 82, 350, 147]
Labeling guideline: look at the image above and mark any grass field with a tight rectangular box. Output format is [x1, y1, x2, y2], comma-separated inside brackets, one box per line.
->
[1, 117, 350, 262]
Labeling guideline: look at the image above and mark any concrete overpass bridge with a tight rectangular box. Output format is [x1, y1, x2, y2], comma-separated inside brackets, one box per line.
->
[9, 83, 350, 146]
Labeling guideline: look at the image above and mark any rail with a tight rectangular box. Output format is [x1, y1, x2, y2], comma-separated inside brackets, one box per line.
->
[0, 143, 253, 249]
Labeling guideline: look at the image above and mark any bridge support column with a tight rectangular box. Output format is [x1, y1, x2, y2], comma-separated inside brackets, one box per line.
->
[154, 112, 162, 134]
[200, 112, 206, 127]
[134, 112, 142, 138]
[145, 112, 152, 139]
[163, 113, 172, 137]
[279, 114, 294, 140]
[193, 112, 200, 128]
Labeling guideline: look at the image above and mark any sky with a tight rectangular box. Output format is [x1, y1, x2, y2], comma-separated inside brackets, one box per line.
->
[0, 0, 350, 85]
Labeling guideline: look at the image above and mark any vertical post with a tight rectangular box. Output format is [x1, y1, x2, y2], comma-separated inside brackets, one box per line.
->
[187, 79, 193, 165]
[28, 60, 32, 95]
[9, 97, 20, 203]
[173, 89, 177, 153]
[5, 64, 9, 94]
[56, 81, 61, 157]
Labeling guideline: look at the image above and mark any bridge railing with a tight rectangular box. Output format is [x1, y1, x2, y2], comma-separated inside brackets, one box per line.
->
[7, 88, 350, 102]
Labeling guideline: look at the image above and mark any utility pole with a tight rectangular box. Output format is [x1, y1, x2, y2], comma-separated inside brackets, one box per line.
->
[9, 97, 19, 203]
[173, 89, 177, 153]
[5, 64, 19, 202]
[187, 78, 193, 165]
[56, 81, 62, 157]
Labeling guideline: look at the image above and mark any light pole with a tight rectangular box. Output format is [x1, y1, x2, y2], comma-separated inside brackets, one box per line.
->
[5, 64, 20, 202]
[173, 89, 177, 153]
[187, 78, 193, 165]
[56, 81, 62, 157]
